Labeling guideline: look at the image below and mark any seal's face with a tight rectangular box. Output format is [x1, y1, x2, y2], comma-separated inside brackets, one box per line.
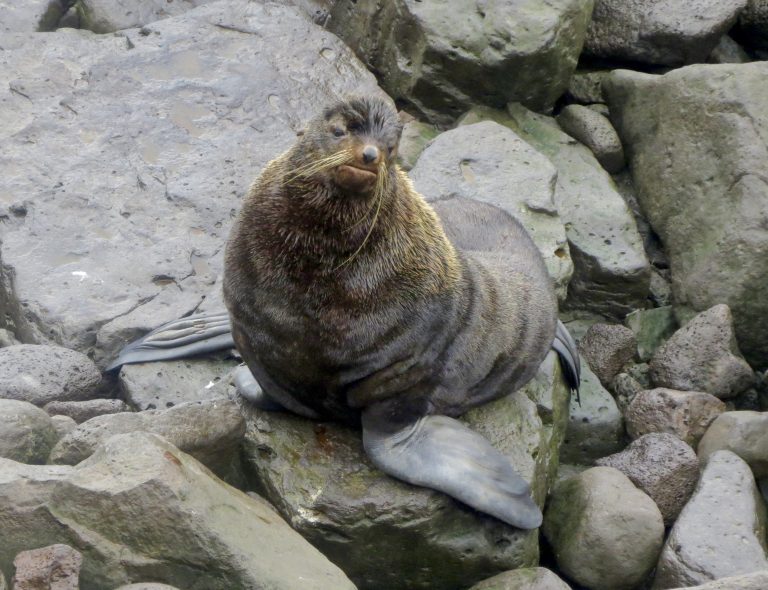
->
[311, 97, 403, 195]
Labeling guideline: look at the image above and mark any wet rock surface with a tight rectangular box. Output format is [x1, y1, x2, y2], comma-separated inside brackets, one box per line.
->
[625, 388, 726, 446]
[0, 345, 101, 406]
[654, 451, 768, 589]
[544, 466, 664, 590]
[596, 433, 699, 524]
[241, 353, 569, 590]
[606, 64, 768, 369]
[650, 305, 755, 399]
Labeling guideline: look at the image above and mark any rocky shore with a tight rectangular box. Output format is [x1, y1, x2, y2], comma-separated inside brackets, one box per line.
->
[1, 1, 767, 588]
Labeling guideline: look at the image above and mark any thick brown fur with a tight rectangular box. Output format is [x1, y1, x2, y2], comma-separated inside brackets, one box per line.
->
[223, 96, 557, 425]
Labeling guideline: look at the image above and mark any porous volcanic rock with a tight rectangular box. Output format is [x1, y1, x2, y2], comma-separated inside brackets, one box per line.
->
[0, 399, 59, 464]
[241, 352, 570, 590]
[0, 1, 381, 365]
[585, 0, 748, 65]
[0, 345, 101, 406]
[654, 451, 768, 589]
[325, 0, 596, 123]
[12, 544, 82, 590]
[544, 467, 664, 590]
[605, 63, 768, 369]
[578, 323, 637, 386]
[649, 305, 754, 399]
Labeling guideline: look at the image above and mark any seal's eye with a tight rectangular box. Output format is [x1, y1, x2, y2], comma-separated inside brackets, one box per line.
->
[332, 127, 346, 137]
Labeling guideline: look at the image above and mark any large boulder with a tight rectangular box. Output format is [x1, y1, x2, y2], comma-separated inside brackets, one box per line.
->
[605, 63, 768, 369]
[0, 432, 355, 589]
[585, 0, 748, 65]
[654, 451, 768, 589]
[241, 352, 570, 590]
[409, 121, 573, 300]
[543, 467, 664, 590]
[325, 0, 595, 123]
[458, 105, 650, 318]
[0, 1, 381, 365]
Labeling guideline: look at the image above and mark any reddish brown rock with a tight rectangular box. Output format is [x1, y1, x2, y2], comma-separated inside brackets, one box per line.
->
[12, 544, 82, 590]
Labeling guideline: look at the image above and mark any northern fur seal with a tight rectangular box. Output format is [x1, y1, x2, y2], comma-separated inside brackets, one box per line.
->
[109, 96, 579, 529]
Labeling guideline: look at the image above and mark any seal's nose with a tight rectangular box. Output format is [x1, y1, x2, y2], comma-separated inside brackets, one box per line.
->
[362, 145, 379, 164]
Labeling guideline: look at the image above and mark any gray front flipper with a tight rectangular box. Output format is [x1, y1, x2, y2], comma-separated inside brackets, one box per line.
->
[362, 401, 543, 529]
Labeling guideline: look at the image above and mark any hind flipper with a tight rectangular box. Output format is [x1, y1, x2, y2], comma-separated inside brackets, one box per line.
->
[552, 319, 581, 403]
[106, 311, 235, 371]
[361, 400, 542, 529]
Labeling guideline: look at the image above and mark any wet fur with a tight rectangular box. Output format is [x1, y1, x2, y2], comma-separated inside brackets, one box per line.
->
[223, 96, 557, 425]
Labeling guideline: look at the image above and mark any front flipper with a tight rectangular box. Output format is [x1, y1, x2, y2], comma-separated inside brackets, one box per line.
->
[233, 364, 284, 411]
[361, 401, 543, 529]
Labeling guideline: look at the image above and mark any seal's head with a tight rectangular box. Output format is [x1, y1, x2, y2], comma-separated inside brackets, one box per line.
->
[292, 96, 403, 195]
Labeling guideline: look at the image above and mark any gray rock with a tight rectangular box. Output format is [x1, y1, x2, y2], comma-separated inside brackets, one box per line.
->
[650, 305, 755, 399]
[544, 467, 664, 590]
[43, 399, 131, 424]
[113, 585, 182, 590]
[625, 362, 652, 389]
[734, 0, 768, 51]
[596, 433, 699, 524]
[409, 120, 573, 300]
[0, 329, 20, 348]
[396, 118, 438, 171]
[625, 306, 678, 362]
[579, 323, 637, 386]
[468, 567, 571, 590]
[605, 63, 768, 369]
[325, 0, 595, 123]
[0, 399, 59, 464]
[626, 388, 726, 446]
[585, 0, 748, 65]
[566, 69, 609, 104]
[49, 397, 244, 478]
[0, 0, 67, 32]
[12, 544, 82, 590]
[459, 104, 650, 318]
[50, 415, 78, 439]
[0, 345, 101, 406]
[556, 104, 625, 173]
[1, 432, 355, 589]
[708, 35, 752, 63]
[241, 352, 570, 590]
[0, 1, 381, 365]
[698, 411, 768, 478]
[611, 372, 644, 415]
[76, 0, 215, 33]
[561, 363, 624, 464]
[654, 451, 768, 589]
[118, 356, 237, 410]
[669, 571, 768, 590]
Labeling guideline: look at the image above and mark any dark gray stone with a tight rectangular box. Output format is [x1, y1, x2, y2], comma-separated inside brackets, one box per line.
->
[0, 399, 59, 464]
[556, 104, 625, 173]
[605, 64, 768, 370]
[325, 0, 596, 123]
[654, 451, 768, 589]
[43, 399, 131, 424]
[734, 0, 768, 51]
[650, 305, 755, 399]
[0, 345, 101, 406]
[544, 467, 664, 590]
[585, 0, 748, 65]
[596, 433, 699, 524]
[0, 1, 381, 366]
[579, 323, 637, 386]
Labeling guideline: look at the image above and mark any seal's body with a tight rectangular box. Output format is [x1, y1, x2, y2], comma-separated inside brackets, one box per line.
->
[109, 96, 579, 529]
